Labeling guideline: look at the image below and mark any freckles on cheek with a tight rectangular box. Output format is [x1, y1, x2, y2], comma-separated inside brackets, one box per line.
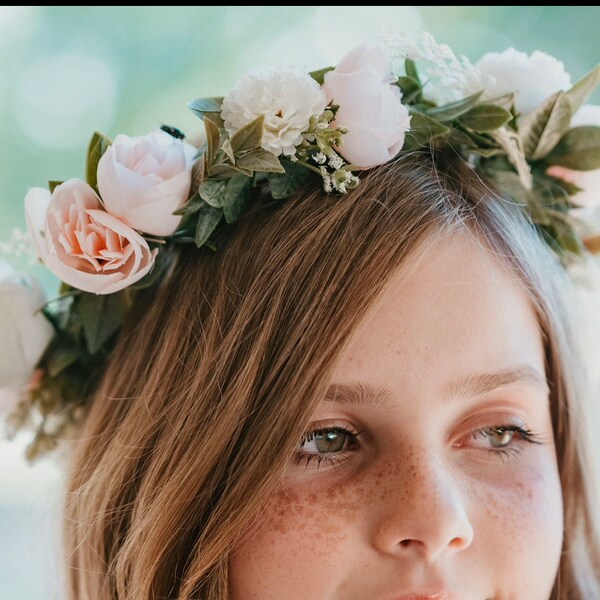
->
[241, 475, 375, 564]
[474, 466, 563, 568]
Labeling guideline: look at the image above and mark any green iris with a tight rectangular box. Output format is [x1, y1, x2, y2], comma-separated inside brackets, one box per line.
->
[489, 428, 514, 448]
[313, 430, 347, 453]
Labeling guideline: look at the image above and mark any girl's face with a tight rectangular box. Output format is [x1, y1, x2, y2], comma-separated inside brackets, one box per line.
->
[229, 233, 563, 600]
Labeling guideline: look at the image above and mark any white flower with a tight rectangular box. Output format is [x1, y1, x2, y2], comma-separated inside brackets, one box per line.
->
[0, 259, 54, 390]
[97, 129, 197, 237]
[323, 43, 411, 168]
[475, 48, 571, 116]
[221, 67, 328, 157]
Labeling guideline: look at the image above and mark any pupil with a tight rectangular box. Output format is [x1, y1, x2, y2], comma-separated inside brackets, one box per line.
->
[315, 431, 346, 453]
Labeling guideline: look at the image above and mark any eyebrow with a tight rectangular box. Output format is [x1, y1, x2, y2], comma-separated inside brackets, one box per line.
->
[324, 365, 550, 409]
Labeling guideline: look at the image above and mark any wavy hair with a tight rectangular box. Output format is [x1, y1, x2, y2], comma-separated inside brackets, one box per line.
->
[63, 151, 600, 598]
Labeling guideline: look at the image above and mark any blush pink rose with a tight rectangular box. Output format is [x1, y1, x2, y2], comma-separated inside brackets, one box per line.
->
[97, 129, 197, 237]
[547, 104, 600, 210]
[322, 43, 411, 169]
[25, 179, 157, 295]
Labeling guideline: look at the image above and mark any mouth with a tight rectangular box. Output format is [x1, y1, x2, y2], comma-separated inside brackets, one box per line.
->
[391, 594, 464, 600]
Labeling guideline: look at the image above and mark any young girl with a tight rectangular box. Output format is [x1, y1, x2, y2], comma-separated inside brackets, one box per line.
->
[3, 35, 600, 599]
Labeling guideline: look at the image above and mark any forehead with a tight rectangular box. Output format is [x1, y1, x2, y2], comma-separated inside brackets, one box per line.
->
[332, 231, 545, 399]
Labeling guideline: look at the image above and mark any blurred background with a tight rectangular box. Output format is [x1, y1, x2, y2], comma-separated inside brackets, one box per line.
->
[1, 6, 599, 599]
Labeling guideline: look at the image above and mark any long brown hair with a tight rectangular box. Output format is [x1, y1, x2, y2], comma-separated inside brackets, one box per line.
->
[63, 151, 600, 599]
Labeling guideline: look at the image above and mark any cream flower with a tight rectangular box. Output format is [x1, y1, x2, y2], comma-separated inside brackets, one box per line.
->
[475, 48, 571, 116]
[97, 129, 197, 237]
[323, 43, 411, 169]
[0, 260, 54, 390]
[221, 67, 328, 157]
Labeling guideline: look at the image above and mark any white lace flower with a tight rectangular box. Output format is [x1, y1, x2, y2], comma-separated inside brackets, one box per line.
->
[221, 67, 328, 157]
[475, 48, 572, 116]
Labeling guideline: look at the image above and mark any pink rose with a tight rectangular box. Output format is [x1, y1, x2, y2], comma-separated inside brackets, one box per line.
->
[97, 129, 197, 237]
[323, 43, 411, 169]
[25, 179, 157, 295]
[547, 105, 600, 210]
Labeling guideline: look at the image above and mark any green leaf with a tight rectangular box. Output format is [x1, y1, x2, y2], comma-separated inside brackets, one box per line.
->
[426, 90, 483, 122]
[173, 193, 205, 216]
[485, 93, 517, 111]
[47, 344, 79, 377]
[404, 112, 450, 148]
[567, 65, 600, 115]
[545, 126, 600, 170]
[48, 180, 63, 193]
[129, 246, 173, 291]
[199, 179, 228, 207]
[395, 76, 421, 102]
[230, 115, 264, 154]
[191, 157, 205, 191]
[445, 128, 478, 149]
[405, 58, 420, 83]
[204, 117, 221, 168]
[221, 139, 235, 164]
[520, 91, 573, 160]
[458, 104, 512, 132]
[209, 163, 253, 178]
[488, 170, 532, 207]
[236, 149, 285, 173]
[188, 97, 224, 127]
[85, 131, 112, 191]
[544, 174, 583, 197]
[266, 160, 311, 200]
[195, 203, 223, 247]
[223, 175, 252, 223]
[309, 66, 334, 85]
[77, 293, 125, 355]
[546, 209, 585, 256]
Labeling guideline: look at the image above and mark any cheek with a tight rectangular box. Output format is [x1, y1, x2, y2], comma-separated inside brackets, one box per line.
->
[228, 476, 370, 598]
[473, 462, 564, 594]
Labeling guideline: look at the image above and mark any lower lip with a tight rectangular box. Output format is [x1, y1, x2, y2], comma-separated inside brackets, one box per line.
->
[396, 595, 460, 600]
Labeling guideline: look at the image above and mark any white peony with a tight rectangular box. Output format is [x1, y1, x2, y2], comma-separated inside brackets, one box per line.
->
[475, 48, 572, 116]
[0, 259, 54, 390]
[221, 67, 328, 157]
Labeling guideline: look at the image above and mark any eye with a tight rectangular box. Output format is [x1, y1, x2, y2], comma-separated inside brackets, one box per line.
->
[300, 427, 355, 454]
[484, 427, 517, 448]
[294, 425, 362, 471]
[460, 424, 546, 463]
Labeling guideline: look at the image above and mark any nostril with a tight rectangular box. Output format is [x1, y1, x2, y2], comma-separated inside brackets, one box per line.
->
[400, 539, 423, 548]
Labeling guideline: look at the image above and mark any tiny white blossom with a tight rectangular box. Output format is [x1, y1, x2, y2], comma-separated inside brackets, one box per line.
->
[222, 67, 328, 157]
[313, 152, 327, 165]
[0, 228, 37, 262]
[328, 154, 344, 170]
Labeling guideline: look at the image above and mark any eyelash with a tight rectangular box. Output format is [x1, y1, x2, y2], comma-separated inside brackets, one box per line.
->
[295, 424, 544, 471]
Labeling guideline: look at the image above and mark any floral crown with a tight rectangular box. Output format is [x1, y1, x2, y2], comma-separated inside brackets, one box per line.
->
[2, 31, 600, 463]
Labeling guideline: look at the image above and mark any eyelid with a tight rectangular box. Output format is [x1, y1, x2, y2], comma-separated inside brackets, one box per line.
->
[451, 409, 532, 441]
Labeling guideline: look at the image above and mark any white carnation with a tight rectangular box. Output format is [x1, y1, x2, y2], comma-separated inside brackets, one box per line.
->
[475, 48, 572, 116]
[221, 67, 328, 157]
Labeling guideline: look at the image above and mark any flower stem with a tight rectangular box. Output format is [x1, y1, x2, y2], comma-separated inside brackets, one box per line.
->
[296, 159, 321, 175]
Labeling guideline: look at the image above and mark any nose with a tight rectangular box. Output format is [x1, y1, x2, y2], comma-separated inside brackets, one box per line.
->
[371, 452, 474, 562]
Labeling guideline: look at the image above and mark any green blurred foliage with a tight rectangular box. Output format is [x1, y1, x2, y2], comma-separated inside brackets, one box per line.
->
[1, 6, 599, 293]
